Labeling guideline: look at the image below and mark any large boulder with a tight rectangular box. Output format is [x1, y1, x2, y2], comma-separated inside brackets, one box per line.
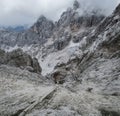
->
[0, 49, 42, 74]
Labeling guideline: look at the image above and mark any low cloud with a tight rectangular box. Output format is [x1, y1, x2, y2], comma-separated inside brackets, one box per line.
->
[0, 0, 119, 26]
[78, 0, 120, 15]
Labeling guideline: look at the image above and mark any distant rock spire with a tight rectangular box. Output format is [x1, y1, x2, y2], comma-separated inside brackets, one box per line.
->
[37, 15, 46, 22]
[114, 3, 120, 14]
[73, 0, 80, 10]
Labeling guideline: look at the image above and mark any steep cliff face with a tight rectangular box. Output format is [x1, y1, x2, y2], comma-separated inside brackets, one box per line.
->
[0, 48, 42, 74]
[52, 3, 120, 91]
[30, 15, 55, 38]
[56, 0, 104, 29]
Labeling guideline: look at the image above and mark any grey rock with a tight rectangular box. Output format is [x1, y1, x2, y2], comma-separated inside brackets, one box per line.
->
[54, 36, 71, 50]
[30, 15, 55, 39]
[32, 57, 42, 74]
[0, 48, 42, 74]
[114, 3, 120, 15]
[0, 16, 55, 48]
[73, 0, 80, 10]
[0, 49, 6, 64]
[56, 7, 104, 29]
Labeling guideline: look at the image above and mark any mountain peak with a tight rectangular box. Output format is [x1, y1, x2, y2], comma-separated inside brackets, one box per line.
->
[37, 15, 47, 22]
[30, 15, 54, 39]
[73, 0, 80, 10]
[114, 4, 120, 15]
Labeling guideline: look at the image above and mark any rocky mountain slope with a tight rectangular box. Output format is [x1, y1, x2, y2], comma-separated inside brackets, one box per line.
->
[0, 1, 120, 116]
[0, 49, 41, 74]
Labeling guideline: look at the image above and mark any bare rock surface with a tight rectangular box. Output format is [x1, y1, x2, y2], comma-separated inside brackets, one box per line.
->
[0, 49, 42, 74]
[0, 65, 119, 116]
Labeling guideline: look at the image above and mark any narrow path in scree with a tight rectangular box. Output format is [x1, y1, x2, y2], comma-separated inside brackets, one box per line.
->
[19, 86, 58, 116]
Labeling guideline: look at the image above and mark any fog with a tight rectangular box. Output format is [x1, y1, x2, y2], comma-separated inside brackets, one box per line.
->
[0, 0, 119, 26]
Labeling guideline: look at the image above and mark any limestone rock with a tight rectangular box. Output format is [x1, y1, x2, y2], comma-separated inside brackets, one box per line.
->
[31, 15, 55, 39]
[0, 49, 42, 74]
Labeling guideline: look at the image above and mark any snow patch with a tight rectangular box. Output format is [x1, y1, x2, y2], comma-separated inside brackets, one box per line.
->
[39, 41, 81, 76]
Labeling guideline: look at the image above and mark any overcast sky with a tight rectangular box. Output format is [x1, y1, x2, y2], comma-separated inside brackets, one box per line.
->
[0, 0, 120, 26]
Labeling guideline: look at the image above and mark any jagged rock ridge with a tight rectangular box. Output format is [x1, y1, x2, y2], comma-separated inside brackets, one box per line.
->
[0, 0, 104, 49]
